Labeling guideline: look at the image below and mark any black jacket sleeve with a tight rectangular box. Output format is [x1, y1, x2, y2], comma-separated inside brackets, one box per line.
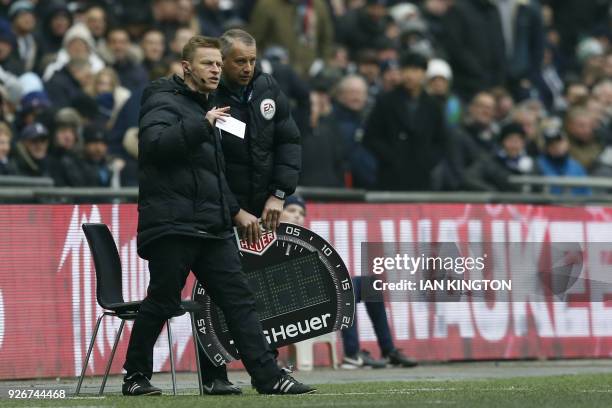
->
[139, 94, 214, 164]
[271, 86, 301, 195]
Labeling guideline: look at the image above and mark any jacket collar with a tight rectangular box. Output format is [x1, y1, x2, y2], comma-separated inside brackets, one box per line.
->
[219, 67, 263, 103]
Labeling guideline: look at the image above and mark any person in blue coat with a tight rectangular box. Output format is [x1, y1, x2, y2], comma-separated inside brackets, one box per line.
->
[537, 121, 591, 196]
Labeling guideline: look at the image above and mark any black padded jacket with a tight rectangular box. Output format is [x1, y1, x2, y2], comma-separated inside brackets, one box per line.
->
[214, 69, 301, 216]
[136, 74, 240, 258]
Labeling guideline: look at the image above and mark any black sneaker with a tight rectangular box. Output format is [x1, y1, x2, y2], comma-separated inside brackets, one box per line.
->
[202, 379, 242, 395]
[385, 349, 418, 367]
[342, 350, 386, 369]
[256, 368, 316, 395]
[122, 372, 162, 396]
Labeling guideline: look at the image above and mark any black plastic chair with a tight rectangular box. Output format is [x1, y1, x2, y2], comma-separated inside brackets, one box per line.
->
[75, 223, 205, 396]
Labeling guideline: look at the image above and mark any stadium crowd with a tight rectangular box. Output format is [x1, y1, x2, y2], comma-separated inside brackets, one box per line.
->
[0, 0, 610, 194]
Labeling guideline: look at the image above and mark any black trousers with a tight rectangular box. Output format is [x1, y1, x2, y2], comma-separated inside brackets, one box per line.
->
[123, 234, 280, 386]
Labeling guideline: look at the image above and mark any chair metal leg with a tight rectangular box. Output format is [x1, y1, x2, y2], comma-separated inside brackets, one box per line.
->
[75, 314, 105, 396]
[99, 319, 125, 395]
[191, 317, 204, 395]
[167, 319, 177, 396]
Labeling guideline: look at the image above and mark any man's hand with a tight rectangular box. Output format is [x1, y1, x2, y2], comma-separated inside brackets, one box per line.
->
[262, 195, 284, 231]
[205, 106, 230, 126]
[233, 209, 261, 245]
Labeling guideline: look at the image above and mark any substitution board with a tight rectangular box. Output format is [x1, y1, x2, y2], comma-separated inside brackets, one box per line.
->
[192, 222, 355, 366]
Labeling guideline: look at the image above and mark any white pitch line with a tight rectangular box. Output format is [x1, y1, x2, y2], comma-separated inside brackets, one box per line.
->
[579, 390, 612, 393]
[312, 391, 416, 396]
[70, 396, 107, 399]
[294, 402, 456, 407]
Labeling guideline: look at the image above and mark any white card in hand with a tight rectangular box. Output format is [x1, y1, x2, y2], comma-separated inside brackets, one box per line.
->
[216, 116, 246, 139]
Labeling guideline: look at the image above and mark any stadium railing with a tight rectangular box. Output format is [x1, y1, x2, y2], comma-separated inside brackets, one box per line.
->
[1, 187, 612, 204]
[3, 175, 612, 204]
[508, 175, 612, 195]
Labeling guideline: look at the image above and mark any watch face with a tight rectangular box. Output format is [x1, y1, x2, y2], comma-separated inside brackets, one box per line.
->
[192, 223, 355, 366]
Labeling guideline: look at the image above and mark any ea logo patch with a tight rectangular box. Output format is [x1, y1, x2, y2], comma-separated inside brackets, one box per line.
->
[260, 99, 276, 120]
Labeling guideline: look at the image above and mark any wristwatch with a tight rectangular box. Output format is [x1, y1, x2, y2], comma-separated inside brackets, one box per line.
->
[272, 189, 286, 200]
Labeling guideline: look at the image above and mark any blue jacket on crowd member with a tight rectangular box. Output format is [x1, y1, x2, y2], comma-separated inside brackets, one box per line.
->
[537, 154, 591, 196]
[331, 102, 378, 189]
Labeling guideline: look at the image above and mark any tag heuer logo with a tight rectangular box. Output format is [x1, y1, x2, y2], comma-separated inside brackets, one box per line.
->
[235, 229, 277, 255]
[260, 99, 276, 120]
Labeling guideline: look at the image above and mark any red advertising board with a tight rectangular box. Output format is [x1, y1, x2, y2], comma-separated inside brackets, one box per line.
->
[0, 203, 611, 380]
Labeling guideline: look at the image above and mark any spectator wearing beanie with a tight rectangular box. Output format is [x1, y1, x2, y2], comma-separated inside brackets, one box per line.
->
[537, 119, 590, 196]
[14, 72, 51, 133]
[42, 23, 104, 82]
[425, 58, 462, 128]
[9, 0, 38, 72]
[80, 125, 111, 187]
[280, 195, 306, 226]
[463, 122, 536, 192]
[380, 59, 401, 93]
[11, 122, 51, 178]
[47, 108, 91, 187]
[363, 51, 447, 191]
[37, 1, 73, 61]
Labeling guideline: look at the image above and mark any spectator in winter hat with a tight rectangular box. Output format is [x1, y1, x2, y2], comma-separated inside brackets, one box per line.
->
[463, 122, 536, 192]
[47, 107, 90, 187]
[426, 58, 462, 128]
[43, 23, 104, 81]
[363, 51, 448, 191]
[15, 90, 51, 133]
[81, 125, 112, 187]
[11, 122, 51, 177]
[537, 118, 590, 196]
[380, 59, 401, 92]
[38, 1, 73, 59]
[280, 195, 306, 226]
[9, 0, 37, 72]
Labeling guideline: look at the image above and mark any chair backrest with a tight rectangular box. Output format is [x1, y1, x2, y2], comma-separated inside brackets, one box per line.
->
[82, 223, 125, 309]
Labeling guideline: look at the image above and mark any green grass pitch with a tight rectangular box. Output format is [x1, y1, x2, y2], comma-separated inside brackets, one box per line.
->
[3, 374, 612, 408]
